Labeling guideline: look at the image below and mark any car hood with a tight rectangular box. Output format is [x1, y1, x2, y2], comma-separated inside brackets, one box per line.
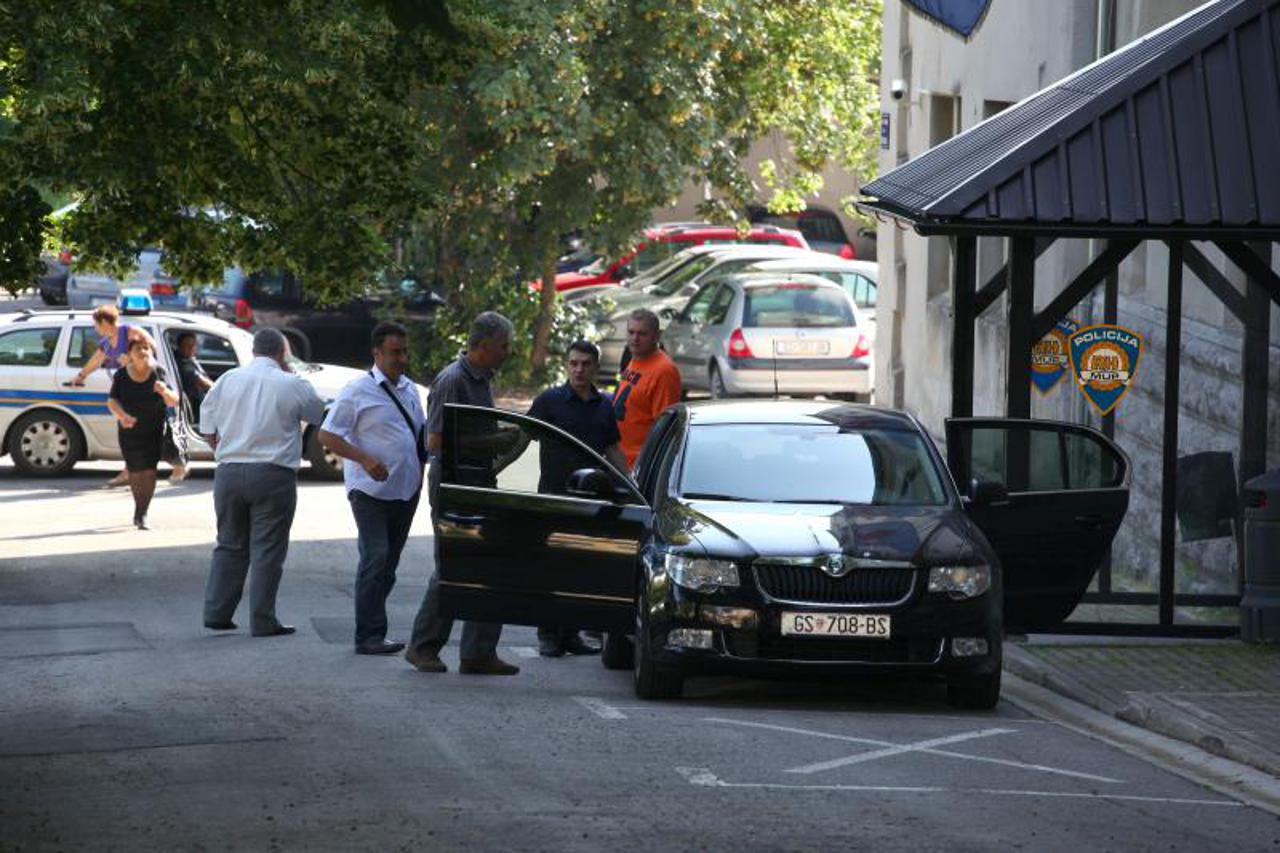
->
[660, 500, 981, 565]
[297, 362, 429, 409]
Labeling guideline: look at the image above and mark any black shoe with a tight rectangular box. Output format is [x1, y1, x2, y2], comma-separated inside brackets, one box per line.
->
[538, 638, 565, 658]
[252, 624, 296, 637]
[134, 515, 148, 530]
[355, 639, 406, 655]
[204, 620, 237, 631]
[562, 634, 602, 656]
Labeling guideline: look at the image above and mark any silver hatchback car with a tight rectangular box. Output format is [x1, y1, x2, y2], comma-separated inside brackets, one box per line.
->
[663, 273, 871, 399]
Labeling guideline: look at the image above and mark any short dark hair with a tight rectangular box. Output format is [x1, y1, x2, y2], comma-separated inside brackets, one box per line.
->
[628, 308, 660, 335]
[566, 339, 600, 362]
[176, 331, 196, 346]
[371, 320, 408, 350]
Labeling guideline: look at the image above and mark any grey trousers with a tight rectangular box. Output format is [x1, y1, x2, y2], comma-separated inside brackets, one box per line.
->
[204, 462, 298, 634]
[408, 462, 502, 659]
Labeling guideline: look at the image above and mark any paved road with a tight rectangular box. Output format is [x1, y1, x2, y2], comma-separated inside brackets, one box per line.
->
[1, 461, 1278, 851]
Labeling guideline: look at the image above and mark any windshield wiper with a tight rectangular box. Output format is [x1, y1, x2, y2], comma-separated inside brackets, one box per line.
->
[682, 492, 751, 502]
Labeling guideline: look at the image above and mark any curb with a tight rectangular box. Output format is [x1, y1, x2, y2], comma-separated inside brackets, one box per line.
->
[1004, 644, 1280, 780]
[1002, 672, 1280, 817]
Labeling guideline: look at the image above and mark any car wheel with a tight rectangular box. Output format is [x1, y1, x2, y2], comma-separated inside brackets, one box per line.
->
[304, 430, 344, 481]
[709, 364, 729, 400]
[947, 669, 1002, 710]
[633, 581, 683, 700]
[600, 631, 634, 670]
[10, 410, 83, 477]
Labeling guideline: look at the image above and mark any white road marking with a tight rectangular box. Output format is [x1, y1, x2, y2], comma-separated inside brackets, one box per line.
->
[509, 646, 539, 659]
[784, 728, 1011, 774]
[674, 767, 1241, 807]
[574, 696, 628, 720]
[705, 717, 1122, 784]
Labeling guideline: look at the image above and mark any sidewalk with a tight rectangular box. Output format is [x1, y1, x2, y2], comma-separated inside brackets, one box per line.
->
[1005, 636, 1280, 778]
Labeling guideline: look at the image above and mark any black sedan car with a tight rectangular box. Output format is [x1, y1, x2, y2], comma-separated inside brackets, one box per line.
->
[435, 400, 1129, 709]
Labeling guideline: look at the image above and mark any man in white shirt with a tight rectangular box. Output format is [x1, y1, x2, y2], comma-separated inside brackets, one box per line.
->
[317, 322, 426, 655]
[199, 328, 326, 637]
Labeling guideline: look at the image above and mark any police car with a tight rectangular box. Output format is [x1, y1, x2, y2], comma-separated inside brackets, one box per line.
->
[0, 290, 378, 478]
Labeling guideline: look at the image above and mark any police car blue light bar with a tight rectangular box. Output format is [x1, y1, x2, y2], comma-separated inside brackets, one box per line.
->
[117, 288, 153, 315]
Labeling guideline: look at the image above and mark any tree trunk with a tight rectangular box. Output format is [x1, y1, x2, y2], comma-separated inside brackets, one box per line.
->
[530, 253, 558, 375]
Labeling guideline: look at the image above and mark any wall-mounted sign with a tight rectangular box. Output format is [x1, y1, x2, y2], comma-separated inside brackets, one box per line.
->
[880, 112, 891, 150]
[1068, 324, 1144, 416]
[1031, 317, 1077, 394]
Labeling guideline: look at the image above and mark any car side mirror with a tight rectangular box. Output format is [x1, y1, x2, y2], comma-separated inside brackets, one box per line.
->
[968, 479, 1010, 507]
[566, 468, 616, 501]
[616, 264, 635, 280]
[659, 306, 676, 320]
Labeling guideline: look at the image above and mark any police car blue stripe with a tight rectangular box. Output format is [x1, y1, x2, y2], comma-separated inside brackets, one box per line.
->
[0, 401, 112, 414]
[0, 388, 110, 402]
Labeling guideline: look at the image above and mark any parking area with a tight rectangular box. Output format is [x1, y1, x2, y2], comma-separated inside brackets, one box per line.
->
[2, 460, 1278, 850]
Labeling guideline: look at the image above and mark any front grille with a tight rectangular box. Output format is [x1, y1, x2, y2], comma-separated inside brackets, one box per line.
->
[754, 563, 915, 606]
[725, 633, 942, 664]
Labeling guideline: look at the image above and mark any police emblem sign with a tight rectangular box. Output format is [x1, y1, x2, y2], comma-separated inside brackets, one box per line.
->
[1068, 324, 1143, 416]
[1031, 318, 1077, 394]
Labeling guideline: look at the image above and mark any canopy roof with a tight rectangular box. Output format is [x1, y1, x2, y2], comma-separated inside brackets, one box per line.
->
[859, 0, 1280, 237]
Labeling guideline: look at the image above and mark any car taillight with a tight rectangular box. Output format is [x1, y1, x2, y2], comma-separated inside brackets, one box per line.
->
[58, 249, 74, 264]
[839, 244, 856, 260]
[234, 298, 253, 328]
[149, 282, 176, 296]
[728, 329, 754, 359]
[852, 334, 870, 359]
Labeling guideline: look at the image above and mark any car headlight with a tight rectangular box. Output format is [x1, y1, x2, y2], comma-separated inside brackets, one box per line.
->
[928, 565, 991, 599]
[663, 553, 740, 591]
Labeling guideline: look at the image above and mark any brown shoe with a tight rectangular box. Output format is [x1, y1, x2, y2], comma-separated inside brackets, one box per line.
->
[459, 655, 520, 676]
[405, 646, 447, 673]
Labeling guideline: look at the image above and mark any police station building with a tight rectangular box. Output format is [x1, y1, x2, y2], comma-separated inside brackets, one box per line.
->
[871, 0, 1280, 628]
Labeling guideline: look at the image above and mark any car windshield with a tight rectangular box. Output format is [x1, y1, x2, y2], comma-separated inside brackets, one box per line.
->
[743, 284, 854, 328]
[650, 254, 720, 296]
[680, 424, 947, 505]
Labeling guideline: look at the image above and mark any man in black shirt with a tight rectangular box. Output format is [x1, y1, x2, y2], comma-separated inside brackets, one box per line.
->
[526, 339, 627, 657]
[175, 332, 214, 409]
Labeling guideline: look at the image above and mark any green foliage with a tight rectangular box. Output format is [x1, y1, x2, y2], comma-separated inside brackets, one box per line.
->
[0, 0, 881, 376]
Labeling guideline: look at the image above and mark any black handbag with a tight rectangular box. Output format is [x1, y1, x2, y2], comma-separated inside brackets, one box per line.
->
[373, 372, 429, 466]
[157, 366, 189, 467]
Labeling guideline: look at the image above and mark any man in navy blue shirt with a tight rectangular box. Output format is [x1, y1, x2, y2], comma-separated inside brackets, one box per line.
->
[527, 339, 628, 657]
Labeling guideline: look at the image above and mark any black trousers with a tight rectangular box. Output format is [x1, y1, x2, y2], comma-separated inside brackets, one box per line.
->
[349, 489, 420, 646]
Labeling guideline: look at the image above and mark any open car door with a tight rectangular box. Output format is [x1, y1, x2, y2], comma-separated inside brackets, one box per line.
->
[435, 404, 648, 632]
[945, 418, 1130, 631]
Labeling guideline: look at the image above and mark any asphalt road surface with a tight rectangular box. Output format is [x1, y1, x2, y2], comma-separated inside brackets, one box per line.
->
[2, 461, 1278, 851]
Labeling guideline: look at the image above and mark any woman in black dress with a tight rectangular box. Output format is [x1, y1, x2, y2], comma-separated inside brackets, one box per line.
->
[107, 338, 179, 529]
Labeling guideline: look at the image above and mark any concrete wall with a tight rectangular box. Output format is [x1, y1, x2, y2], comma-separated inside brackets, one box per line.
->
[876, 0, 1280, 593]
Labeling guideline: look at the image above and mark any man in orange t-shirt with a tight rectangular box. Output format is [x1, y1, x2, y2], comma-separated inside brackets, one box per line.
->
[614, 308, 683, 468]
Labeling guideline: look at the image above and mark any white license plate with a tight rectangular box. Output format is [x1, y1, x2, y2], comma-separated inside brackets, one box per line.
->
[774, 339, 830, 356]
[781, 612, 891, 638]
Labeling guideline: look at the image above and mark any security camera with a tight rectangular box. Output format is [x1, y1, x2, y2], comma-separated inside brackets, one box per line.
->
[890, 78, 907, 100]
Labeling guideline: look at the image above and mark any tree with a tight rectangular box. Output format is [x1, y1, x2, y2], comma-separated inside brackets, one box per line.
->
[0, 0, 880, 377]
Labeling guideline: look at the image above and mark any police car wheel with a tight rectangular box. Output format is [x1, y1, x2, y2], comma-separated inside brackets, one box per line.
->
[11, 411, 83, 477]
[304, 431, 344, 481]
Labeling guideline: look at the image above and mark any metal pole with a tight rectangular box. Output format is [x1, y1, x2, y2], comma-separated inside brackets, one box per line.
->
[1099, 266, 1120, 594]
[1238, 242, 1273, 593]
[951, 235, 976, 419]
[1159, 241, 1184, 627]
[1006, 236, 1035, 419]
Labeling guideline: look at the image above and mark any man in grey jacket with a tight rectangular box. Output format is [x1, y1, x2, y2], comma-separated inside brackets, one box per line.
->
[199, 328, 325, 637]
[405, 311, 520, 676]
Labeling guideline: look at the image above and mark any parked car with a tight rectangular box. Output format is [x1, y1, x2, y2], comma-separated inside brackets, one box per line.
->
[432, 399, 1130, 706]
[551, 223, 809, 293]
[748, 205, 861, 259]
[581, 244, 819, 377]
[192, 269, 444, 367]
[37, 252, 72, 306]
[65, 248, 189, 310]
[0, 303, 392, 480]
[662, 273, 871, 399]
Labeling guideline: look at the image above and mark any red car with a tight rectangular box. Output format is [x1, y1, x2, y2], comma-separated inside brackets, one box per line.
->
[551, 223, 809, 292]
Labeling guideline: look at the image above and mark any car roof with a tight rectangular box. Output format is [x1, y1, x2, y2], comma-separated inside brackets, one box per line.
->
[745, 257, 878, 278]
[646, 223, 806, 242]
[683, 399, 921, 431]
[0, 308, 240, 333]
[717, 272, 851, 291]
